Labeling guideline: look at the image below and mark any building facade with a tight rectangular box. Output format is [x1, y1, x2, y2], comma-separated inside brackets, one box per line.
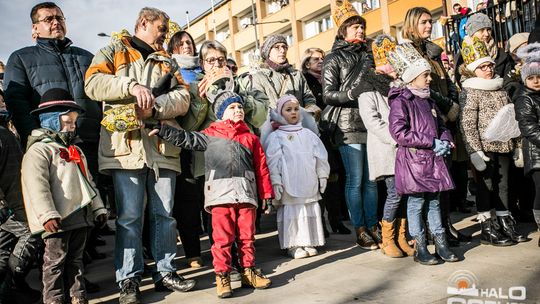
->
[183, 0, 450, 69]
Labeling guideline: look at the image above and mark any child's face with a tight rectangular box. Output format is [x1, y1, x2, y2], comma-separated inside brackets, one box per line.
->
[281, 100, 300, 124]
[526, 75, 540, 91]
[474, 62, 495, 79]
[221, 102, 244, 123]
[410, 70, 432, 89]
[59, 111, 78, 132]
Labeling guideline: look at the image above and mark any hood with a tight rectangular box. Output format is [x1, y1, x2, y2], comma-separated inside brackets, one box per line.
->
[331, 38, 367, 53]
[388, 86, 415, 105]
[365, 70, 394, 96]
[205, 119, 251, 137]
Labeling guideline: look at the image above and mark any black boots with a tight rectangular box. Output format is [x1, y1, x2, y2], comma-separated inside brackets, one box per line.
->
[434, 233, 459, 262]
[155, 272, 197, 292]
[443, 217, 471, 246]
[329, 220, 352, 234]
[497, 215, 527, 243]
[479, 219, 513, 246]
[534, 210, 540, 247]
[413, 235, 438, 265]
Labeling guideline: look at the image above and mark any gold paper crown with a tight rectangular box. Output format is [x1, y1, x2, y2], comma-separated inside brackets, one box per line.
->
[387, 43, 424, 77]
[111, 29, 131, 42]
[461, 36, 490, 67]
[101, 103, 142, 133]
[372, 35, 397, 68]
[165, 20, 182, 45]
[331, 0, 360, 28]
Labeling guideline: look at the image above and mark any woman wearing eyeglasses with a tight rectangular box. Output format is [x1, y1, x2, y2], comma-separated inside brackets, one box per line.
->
[458, 37, 526, 246]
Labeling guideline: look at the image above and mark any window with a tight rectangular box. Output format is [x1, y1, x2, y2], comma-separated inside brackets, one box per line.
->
[430, 13, 444, 40]
[215, 26, 230, 42]
[351, 0, 380, 15]
[304, 13, 333, 39]
[267, 0, 282, 14]
[241, 46, 257, 67]
[239, 13, 255, 29]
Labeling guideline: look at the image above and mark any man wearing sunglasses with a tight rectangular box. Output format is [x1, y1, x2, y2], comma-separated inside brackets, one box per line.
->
[85, 7, 195, 304]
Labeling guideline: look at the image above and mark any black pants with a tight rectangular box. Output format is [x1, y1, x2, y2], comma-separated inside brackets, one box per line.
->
[42, 228, 88, 304]
[0, 218, 42, 279]
[474, 153, 510, 213]
[530, 171, 540, 210]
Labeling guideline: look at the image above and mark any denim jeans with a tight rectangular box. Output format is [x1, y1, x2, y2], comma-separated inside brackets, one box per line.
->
[382, 176, 401, 222]
[407, 192, 444, 237]
[112, 168, 177, 284]
[338, 144, 378, 229]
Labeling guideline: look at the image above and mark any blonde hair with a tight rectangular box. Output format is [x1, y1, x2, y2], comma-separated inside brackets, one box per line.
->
[301, 47, 325, 73]
[401, 7, 432, 41]
[134, 7, 169, 33]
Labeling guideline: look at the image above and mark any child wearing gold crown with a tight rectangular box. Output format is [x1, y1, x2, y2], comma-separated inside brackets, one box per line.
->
[358, 34, 415, 259]
[387, 43, 459, 265]
[514, 42, 540, 247]
[458, 37, 526, 246]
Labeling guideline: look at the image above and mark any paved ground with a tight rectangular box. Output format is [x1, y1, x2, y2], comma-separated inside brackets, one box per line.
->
[28, 212, 540, 304]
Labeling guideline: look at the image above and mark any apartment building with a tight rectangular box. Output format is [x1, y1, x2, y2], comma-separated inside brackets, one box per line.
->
[183, 0, 450, 69]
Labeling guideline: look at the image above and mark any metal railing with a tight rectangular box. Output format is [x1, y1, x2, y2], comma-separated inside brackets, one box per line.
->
[444, 0, 538, 55]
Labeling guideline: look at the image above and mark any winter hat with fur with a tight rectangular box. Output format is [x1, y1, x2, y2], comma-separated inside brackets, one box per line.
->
[465, 13, 492, 36]
[517, 42, 540, 82]
[261, 34, 288, 60]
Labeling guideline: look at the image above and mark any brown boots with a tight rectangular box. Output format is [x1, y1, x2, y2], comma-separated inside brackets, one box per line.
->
[397, 218, 415, 256]
[380, 220, 403, 258]
[241, 267, 272, 289]
[216, 272, 232, 298]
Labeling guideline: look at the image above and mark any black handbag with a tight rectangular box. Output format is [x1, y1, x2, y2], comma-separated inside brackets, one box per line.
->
[319, 105, 342, 148]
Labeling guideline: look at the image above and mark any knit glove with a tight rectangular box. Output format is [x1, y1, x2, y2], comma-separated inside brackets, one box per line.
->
[470, 151, 490, 171]
[433, 139, 451, 156]
[273, 184, 283, 201]
[513, 148, 524, 168]
[319, 178, 327, 194]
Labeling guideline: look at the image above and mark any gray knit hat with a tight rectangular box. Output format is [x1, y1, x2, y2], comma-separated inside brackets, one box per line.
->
[261, 34, 288, 60]
[465, 13, 492, 36]
[517, 42, 540, 82]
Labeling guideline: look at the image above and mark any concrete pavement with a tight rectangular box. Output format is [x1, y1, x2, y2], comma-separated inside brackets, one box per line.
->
[28, 212, 540, 304]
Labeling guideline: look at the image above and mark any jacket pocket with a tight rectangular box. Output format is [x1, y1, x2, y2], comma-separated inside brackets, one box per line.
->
[244, 171, 257, 198]
[100, 128, 132, 157]
[156, 137, 181, 158]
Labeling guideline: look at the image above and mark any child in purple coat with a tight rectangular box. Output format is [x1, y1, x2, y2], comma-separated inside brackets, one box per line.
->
[387, 43, 459, 265]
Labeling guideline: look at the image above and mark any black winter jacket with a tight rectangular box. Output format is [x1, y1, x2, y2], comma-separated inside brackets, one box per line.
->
[515, 88, 540, 175]
[3, 38, 101, 148]
[322, 39, 374, 145]
[303, 72, 324, 110]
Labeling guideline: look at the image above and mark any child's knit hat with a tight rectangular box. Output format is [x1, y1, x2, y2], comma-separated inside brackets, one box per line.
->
[517, 42, 540, 82]
[276, 94, 299, 116]
[387, 43, 431, 83]
[213, 91, 244, 120]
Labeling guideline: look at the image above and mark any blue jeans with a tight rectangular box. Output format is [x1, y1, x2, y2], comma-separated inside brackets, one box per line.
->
[112, 168, 178, 284]
[407, 192, 445, 238]
[382, 176, 401, 222]
[338, 144, 378, 229]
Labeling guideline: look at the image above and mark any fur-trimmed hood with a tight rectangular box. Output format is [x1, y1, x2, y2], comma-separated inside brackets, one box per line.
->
[260, 107, 319, 149]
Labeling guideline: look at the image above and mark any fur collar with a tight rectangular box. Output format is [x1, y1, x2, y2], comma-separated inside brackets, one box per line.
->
[462, 76, 504, 90]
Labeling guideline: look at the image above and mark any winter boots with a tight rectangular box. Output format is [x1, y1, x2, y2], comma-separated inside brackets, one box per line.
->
[497, 215, 527, 243]
[241, 267, 271, 289]
[413, 234, 438, 265]
[216, 272, 232, 298]
[434, 233, 459, 262]
[479, 218, 513, 246]
[396, 218, 415, 256]
[380, 220, 403, 258]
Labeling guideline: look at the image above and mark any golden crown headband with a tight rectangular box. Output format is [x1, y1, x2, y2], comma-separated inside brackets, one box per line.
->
[372, 36, 397, 68]
[331, 0, 360, 28]
[461, 36, 493, 71]
[166, 20, 182, 45]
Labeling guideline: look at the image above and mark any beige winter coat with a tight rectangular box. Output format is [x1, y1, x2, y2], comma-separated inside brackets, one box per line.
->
[84, 36, 190, 174]
[21, 129, 107, 235]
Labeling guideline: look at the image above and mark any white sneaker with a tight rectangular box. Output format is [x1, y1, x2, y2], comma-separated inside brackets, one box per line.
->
[288, 247, 308, 259]
[303, 247, 318, 257]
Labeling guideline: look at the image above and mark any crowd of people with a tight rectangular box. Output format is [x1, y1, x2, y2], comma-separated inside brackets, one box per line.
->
[0, 1, 539, 304]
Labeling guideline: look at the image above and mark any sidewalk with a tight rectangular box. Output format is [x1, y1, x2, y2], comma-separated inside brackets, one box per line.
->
[29, 213, 540, 304]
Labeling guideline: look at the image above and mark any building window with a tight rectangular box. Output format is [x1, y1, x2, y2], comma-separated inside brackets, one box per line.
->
[351, 0, 380, 15]
[430, 13, 444, 40]
[239, 13, 255, 29]
[215, 26, 230, 42]
[241, 46, 256, 67]
[304, 13, 333, 39]
[267, 0, 283, 14]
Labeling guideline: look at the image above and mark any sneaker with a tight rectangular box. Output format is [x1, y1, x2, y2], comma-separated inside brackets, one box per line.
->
[356, 227, 379, 250]
[119, 278, 141, 304]
[241, 267, 271, 289]
[215, 272, 233, 298]
[287, 247, 308, 259]
[187, 257, 203, 268]
[155, 272, 197, 293]
[303, 247, 318, 257]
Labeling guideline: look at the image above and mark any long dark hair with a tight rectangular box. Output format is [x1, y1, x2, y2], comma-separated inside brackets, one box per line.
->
[167, 30, 197, 56]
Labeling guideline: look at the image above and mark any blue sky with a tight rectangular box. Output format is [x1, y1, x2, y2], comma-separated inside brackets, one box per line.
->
[0, 0, 213, 62]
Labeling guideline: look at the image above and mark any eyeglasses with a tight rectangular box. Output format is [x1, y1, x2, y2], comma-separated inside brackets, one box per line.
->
[35, 15, 66, 24]
[272, 44, 288, 51]
[478, 64, 495, 71]
[204, 56, 226, 65]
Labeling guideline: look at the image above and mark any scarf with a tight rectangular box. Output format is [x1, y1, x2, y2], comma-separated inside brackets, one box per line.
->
[407, 85, 431, 99]
[307, 70, 322, 84]
[265, 59, 291, 73]
[172, 54, 199, 69]
[486, 38, 499, 60]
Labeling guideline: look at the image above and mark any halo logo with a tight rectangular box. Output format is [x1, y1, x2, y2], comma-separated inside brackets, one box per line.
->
[447, 270, 527, 304]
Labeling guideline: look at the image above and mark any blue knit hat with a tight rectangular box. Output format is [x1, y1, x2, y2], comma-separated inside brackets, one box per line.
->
[213, 91, 243, 120]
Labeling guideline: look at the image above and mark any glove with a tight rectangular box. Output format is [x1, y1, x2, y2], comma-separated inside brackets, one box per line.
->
[470, 151, 490, 171]
[433, 139, 449, 156]
[263, 199, 274, 215]
[0, 199, 11, 225]
[273, 184, 283, 201]
[513, 148, 524, 168]
[441, 140, 453, 157]
[94, 213, 108, 229]
[319, 178, 327, 194]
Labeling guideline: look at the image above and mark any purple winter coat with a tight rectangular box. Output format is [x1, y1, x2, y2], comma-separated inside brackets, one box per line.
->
[388, 87, 455, 195]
